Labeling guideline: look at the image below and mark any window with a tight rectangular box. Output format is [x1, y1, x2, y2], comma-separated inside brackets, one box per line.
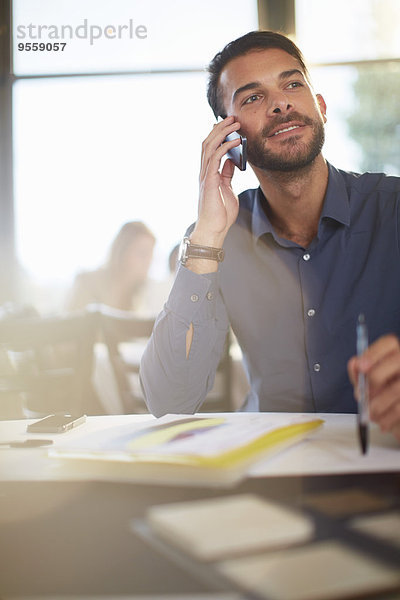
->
[12, 0, 259, 311]
[11, 0, 400, 313]
[295, 0, 400, 175]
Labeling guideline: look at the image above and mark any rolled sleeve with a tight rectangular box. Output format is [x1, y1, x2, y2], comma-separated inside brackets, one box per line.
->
[165, 264, 219, 324]
[140, 264, 228, 416]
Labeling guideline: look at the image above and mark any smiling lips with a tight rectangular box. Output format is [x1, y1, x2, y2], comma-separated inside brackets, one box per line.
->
[268, 123, 304, 138]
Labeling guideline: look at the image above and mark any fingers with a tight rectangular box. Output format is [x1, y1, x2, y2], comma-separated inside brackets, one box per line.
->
[357, 334, 400, 393]
[200, 116, 241, 182]
[194, 117, 242, 250]
[359, 334, 400, 370]
[391, 421, 400, 442]
[366, 335, 400, 434]
[369, 380, 400, 433]
[207, 115, 241, 147]
[348, 334, 400, 439]
[369, 345, 400, 397]
[348, 334, 400, 386]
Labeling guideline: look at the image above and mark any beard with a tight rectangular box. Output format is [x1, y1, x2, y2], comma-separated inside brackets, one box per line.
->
[246, 112, 325, 173]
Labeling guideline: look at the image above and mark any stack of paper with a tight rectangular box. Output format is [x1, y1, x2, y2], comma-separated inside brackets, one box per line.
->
[50, 413, 323, 486]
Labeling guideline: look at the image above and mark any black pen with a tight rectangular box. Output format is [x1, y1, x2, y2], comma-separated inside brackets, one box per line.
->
[356, 314, 369, 454]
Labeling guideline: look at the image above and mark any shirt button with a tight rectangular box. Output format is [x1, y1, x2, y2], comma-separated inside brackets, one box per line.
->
[313, 363, 321, 372]
[206, 292, 213, 301]
[303, 253, 311, 261]
[307, 309, 316, 317]
[190, 294, 199, 302]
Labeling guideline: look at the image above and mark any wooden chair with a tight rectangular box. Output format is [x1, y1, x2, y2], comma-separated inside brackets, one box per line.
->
[93, 304, 155, 414]
[93, 304, 233, 414]
[0, 312, 99, 418]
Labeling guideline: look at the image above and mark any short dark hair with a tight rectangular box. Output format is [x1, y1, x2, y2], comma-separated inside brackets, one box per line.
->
[207, 30, 310, 118]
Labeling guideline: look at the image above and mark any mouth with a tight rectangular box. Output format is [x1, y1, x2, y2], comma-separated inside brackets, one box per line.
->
[266, 122, 306, 138]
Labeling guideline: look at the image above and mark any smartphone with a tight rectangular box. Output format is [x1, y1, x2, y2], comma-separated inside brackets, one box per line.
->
[225, 131, 247, 171]
[27, 414, 86, 433]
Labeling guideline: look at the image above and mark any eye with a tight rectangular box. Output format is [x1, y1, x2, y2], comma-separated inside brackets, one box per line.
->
[287, 81, 303, 89]
[243, 94, 262, 105]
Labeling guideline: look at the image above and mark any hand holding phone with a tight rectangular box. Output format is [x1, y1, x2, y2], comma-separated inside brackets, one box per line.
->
[193, 116, 243, 263]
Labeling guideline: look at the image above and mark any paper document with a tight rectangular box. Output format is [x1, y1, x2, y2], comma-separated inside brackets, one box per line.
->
[49, 413, 323, 486]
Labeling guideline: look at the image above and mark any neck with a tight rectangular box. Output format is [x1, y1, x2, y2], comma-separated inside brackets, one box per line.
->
[253, 155, 329, 247]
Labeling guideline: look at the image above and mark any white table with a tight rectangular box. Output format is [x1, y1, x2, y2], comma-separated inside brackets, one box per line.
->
[0, 413, 399, 483]
[0, 413, 399, 598]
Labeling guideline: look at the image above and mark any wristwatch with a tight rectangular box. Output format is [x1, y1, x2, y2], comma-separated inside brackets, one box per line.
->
[178, 236, 225, 266]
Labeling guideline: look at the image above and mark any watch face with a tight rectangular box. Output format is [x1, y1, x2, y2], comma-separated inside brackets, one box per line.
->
[178, 237, 189, 264]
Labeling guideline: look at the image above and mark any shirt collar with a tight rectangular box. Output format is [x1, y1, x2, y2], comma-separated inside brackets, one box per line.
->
[251, 161, 351, 242]
[251, 187, 274, 240]
[321, 162, 350, 226]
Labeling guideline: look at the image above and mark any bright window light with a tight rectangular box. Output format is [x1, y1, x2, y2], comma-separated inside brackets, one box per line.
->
[13, 0, 259, 310]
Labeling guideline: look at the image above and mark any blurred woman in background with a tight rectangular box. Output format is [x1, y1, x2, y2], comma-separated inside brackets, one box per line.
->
[67, 221, 156, 313]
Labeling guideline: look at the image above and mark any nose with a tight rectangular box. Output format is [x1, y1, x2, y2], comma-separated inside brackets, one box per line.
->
[268, 91, 293, 115]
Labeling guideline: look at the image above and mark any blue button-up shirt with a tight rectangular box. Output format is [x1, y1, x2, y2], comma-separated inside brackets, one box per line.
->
[141, 163, 400, 416]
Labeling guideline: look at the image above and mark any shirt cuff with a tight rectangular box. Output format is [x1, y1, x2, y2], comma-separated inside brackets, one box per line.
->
[165, 264, 219, 324]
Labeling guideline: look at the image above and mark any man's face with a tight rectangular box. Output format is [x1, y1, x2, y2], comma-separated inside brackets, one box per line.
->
[219, 48, 327, 172]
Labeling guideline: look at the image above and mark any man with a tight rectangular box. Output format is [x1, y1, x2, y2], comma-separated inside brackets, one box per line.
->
[140, 30, 400, 441]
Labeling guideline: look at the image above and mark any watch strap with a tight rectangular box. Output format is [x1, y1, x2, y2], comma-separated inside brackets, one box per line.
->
[180, 237, 225, 265]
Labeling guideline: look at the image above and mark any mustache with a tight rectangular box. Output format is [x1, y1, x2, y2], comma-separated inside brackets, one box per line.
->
[260, 113, 314, 138]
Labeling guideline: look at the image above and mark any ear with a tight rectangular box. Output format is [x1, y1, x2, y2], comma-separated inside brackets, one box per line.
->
[316, 93, 327, 123]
